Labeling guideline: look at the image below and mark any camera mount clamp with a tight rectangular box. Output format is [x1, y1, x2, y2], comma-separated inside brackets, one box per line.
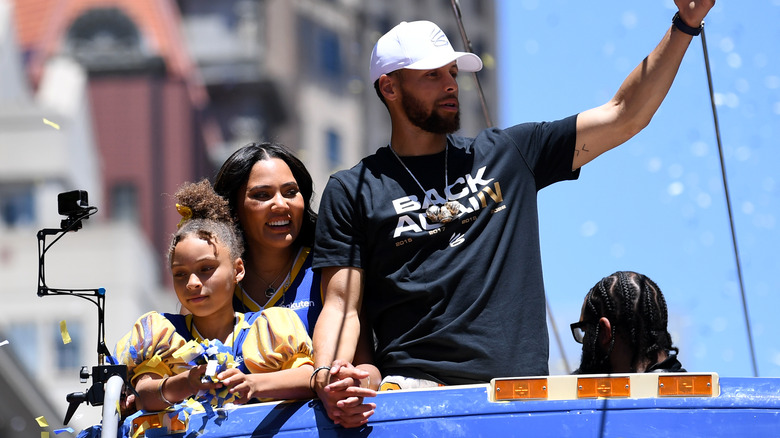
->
[36, 192, 129, 425]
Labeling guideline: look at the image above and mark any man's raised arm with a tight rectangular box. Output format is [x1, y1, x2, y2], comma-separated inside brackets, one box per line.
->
[573, 0, 715, 170]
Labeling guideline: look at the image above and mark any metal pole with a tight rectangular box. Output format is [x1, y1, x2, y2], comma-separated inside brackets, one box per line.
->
[700, 28, 758, 377]
[449, 0, 493, 128]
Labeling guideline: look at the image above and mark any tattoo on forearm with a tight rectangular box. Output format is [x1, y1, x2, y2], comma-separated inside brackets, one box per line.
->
[575, 143, 590, 156]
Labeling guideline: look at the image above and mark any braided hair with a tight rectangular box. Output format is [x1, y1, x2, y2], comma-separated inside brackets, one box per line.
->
[168, 179, 244, 267]
[576, 271, 677, 374]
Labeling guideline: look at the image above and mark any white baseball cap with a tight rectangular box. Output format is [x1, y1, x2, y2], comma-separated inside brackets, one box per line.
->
[369, 20, 483, 83]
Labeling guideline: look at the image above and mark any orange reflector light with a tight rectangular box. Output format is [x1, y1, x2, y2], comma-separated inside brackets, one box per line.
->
[577, 377, 631, 398]
[658, 374, 713, 397]
[131, 411, 187, 436]
[494, 378, 549, 401]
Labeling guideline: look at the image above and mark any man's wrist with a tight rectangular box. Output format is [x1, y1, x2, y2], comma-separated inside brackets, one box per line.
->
[672, 12, 703, 36]
[309, 366, 331, 394]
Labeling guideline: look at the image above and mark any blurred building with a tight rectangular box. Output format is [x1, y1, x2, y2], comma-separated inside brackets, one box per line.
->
[9, 0, 497, 262]
[0, 329, 65, 438]
[12, 0, 216, 268]
[176, 0, 497, 206]
[1, 0, 176, 434]
[1, 0, 495, 434]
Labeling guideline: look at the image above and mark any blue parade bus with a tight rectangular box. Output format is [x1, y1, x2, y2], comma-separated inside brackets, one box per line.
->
[81, 371, 779, 437]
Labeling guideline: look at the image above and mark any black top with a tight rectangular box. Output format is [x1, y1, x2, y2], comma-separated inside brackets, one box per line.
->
[314, 116, 579, 384]
[647, 352, 687, 373]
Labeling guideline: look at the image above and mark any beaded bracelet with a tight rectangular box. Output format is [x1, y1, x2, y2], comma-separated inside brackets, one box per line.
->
[309, 366, 331, 394]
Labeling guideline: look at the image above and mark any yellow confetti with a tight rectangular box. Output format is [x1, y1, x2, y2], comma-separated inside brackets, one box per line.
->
[185, 398, 204, 412]
[116, 401, 121, 414]
[36, 416, 48, 427]
[172, 340, 200, 359]
[42, 118, 60, 130]
[132, 421, 150, 438]
[41, 433, 49, 438]
[147, 354, 161, 368]
[59, 321, 71, 344]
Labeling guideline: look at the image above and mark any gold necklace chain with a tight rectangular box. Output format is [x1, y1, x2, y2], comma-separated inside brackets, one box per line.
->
[246, 254, 294, 298]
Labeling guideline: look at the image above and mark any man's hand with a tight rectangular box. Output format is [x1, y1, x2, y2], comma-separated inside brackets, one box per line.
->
[674, 0, 716, 28]
[315, 360, 377, 428]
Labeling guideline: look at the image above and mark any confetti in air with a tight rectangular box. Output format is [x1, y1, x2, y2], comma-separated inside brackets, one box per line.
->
[36, 416, 49, 427]
[42, 118, 60, 130]
[59, 321, 71, 344]
[0, 340, 8, 347]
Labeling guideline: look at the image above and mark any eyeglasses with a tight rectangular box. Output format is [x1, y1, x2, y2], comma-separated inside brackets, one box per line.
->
[570, 321, 593, 344]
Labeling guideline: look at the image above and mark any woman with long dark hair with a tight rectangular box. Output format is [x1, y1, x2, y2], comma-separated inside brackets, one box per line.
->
[215, 142, 379, 428]
[214, 142, 320, 332]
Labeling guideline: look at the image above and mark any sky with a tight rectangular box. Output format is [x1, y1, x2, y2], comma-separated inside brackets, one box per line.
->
[494, 0, 780, 377]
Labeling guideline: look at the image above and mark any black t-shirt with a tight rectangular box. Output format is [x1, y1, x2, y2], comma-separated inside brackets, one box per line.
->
[314, 116, 579, 384]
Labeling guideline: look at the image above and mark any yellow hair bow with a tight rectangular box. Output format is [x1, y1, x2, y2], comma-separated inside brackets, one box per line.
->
[176, 203, 192, 228]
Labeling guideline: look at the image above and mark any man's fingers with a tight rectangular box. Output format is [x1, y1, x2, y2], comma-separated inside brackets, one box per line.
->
[336, 396, 363, 408]
[324, 378, 362, 392]
[325, 398, 376, 416]
[337, 397, 377, 409]
[338, 368, 370, 379]
[333, 407, 376, 428]
[343, 387, 377, 398]
[325, 379, 375, 394]
[334, 392, 373, 406]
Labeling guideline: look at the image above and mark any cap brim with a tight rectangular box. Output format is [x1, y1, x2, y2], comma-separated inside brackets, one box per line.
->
[405, 51, 483, 73]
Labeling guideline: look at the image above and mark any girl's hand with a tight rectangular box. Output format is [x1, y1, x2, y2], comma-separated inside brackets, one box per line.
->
[186, 364, 221, 393]
[217, 368, 255, 404]
[119, 389, 137, 419]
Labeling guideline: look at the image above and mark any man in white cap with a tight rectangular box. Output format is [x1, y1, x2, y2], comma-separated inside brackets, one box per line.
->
[311, 0, 714, 427]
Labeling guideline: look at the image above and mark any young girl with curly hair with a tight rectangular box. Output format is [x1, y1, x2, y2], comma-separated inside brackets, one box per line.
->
[115, 179, 314, 411]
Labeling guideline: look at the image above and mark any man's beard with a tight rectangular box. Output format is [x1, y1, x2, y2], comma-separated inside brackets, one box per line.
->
[400, 87, 460, 134]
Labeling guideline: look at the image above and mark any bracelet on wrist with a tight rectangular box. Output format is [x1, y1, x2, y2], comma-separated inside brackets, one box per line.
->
[158, 376, 174, 406]
[309, 366, 331, 394]
[672, 12, 703, 36]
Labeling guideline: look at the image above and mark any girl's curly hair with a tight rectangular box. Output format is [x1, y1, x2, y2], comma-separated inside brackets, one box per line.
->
[168, 179, 244, 266]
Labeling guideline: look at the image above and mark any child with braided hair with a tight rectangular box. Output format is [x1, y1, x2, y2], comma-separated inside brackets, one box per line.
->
[571, 271, 685, 374]
[114, 179, 314, 412]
